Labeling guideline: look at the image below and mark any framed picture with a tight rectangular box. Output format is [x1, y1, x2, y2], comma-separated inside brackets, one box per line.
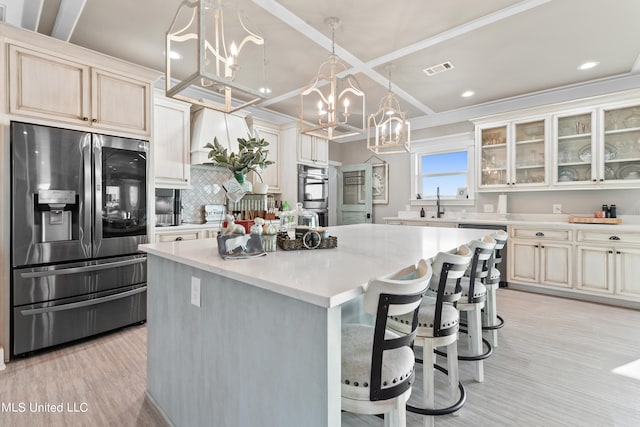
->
[372, 163, 388, 204]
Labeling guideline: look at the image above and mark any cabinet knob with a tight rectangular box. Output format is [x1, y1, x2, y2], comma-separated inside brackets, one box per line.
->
[82, 117, 89, 121]
[91, 118, 98, 123]
[616, 251, 621, 255]
[608, 250, 613, 254]
[609, 236, 620, 240]
[599, 178, 604, 182]
[535, 232, 544, 237]
[592, 179, 597, 182]
[175, 236, 183, 241]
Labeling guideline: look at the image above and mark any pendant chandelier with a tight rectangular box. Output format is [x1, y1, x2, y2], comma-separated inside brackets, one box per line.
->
[367, 66, 410, 154]
[165, 0, 266, 113]
[300, 17, 365, 141]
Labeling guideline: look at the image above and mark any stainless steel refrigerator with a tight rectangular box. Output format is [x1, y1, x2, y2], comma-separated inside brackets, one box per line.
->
[10, 122, 148, 357]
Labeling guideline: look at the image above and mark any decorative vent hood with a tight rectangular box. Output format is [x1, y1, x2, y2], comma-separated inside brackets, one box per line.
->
[190, 108, 252, 165]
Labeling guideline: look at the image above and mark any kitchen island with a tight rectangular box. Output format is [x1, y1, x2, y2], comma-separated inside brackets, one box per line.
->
[139, 223, 491, 427]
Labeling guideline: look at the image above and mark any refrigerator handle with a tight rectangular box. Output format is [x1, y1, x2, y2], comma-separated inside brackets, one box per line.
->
[19, 286, 147, 316]
[82, 134, 93, 256]
[93, 135, 103, 255]
[19, 257, 146, 279]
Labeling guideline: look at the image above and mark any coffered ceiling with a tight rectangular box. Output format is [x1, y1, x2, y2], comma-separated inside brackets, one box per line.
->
[4, 0, 640, 135]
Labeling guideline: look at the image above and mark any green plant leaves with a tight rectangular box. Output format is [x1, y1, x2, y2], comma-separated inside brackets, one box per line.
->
[205, 135, 274, 176]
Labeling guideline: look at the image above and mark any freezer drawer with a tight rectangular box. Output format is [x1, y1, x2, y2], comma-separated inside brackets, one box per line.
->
[13, 284, 146, 356]
[13, 255, 146, 306]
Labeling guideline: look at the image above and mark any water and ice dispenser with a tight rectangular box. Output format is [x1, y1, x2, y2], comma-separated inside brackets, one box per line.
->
[38, 190, 76, 242]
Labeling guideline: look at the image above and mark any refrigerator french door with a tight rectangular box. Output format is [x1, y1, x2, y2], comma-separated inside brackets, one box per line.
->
[10, 122, 148, 357]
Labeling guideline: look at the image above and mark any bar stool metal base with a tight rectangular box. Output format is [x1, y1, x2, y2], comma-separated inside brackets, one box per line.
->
[406, 362, 467, 416]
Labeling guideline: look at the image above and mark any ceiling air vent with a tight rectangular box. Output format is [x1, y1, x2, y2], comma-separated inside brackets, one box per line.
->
[423, 61, 454, 77]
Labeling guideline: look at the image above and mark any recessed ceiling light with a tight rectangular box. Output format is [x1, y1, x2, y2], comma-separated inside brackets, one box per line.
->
[259, 87, 272, 94]
[461, 90, 475, 98]
[578, 61, 599, 70]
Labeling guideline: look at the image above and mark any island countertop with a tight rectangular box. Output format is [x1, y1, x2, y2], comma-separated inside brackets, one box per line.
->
[139, 223, 492, 308]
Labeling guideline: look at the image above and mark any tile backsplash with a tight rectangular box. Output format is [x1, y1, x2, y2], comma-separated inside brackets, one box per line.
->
[181, 165, 231, 223]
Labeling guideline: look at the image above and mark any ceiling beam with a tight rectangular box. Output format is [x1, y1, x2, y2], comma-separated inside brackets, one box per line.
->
[21, 0, 44, 31]
[252, 0, 551, 117]
[51, 0, 86, 41]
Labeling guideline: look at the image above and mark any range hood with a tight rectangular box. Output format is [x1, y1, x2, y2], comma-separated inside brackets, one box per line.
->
[190, 108, 252, 165]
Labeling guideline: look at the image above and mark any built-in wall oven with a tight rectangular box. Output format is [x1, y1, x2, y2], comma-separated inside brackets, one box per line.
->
[298, 164, 328, 227]
[10, 122, 148, 357]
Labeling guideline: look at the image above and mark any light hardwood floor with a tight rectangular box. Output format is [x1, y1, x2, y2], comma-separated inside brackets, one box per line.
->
[1, 289, 639, 427]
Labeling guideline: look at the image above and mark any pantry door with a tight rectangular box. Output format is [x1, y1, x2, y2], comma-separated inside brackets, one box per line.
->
[337, 163, 372, 225]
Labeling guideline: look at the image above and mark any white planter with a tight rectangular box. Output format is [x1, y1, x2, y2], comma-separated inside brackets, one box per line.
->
[253, 182, 268, 194]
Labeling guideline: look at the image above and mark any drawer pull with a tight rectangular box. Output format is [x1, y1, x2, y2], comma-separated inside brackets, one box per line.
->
[175, 236, 184, 241]
[609, 236, 620, 241]
[535, 232, 545, 237]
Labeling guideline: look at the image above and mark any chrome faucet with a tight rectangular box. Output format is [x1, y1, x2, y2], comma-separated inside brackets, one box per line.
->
[436, 187, 444, 218]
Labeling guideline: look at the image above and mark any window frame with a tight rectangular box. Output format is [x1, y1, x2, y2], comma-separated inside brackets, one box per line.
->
[410, 132, 476, 206]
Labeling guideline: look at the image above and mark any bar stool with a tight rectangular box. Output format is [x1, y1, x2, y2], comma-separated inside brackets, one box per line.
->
[341, 259, 432, 427]
[387, 245, 472, 427]
[454, 235, 496, 383]
[483, 230, 508, 347]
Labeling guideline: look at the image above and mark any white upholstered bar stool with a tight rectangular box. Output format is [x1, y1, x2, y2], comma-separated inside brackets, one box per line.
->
[341, 259, 432, 427]
[483, 229, 508, 347]
[455, 236, 496, 383]
[388, 245, 472, 427]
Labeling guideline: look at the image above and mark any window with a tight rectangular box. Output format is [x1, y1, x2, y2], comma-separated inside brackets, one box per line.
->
[419, 151, 468, 197]
[411, 133, 475, 204]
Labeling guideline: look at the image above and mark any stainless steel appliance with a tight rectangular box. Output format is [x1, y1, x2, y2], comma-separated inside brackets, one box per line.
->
[298, 164, 328, 227]
[10, 122, 148, 357]
[155, 189, 182, 226]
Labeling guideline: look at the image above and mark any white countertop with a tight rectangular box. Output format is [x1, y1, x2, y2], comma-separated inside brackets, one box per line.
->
[155, 222, 222, 231]
[140, 223, 491, 309]
[383, 214, 640, 231]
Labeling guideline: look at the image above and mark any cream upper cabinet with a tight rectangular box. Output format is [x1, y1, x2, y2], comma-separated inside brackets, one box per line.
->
[552, 102, 640, 187]
[90, 68, 150, 135]
[599, 102, 640, 183]
[477, 118, 548, 190]
[153, 90, 191, 189]
[553, 109, 596, 185]
[8, 44, 151, 136]
[249, 123, 280, 193]
[298, 132, 328, 166]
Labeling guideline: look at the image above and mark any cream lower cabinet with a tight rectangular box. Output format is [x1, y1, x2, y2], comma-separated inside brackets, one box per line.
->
[9, 44, 151, 136]
[508, 227, 572, 288]
[154, 227, 220, 243]
[153, 90, 191, 188]
[576, 231, 640, 300]
[155, 230, 202, 243]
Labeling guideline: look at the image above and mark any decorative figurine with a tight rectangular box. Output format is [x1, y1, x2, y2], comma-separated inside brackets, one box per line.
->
[250, 217, 265, 235]
[222, 214, 246, 235]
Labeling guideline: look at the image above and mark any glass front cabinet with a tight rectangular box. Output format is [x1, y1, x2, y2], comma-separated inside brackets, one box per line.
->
[600, 103, 640, 182]
[553, 110, 596, 185]
[476, 93, 640, 192]
[478, 118, 548, 189]
[553, 102, 640, 187]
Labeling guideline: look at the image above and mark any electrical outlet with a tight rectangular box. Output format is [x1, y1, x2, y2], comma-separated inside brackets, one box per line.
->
[553, 204, 562, 214]
[191, 277, 201, 307]
[484, 204, 494, 213]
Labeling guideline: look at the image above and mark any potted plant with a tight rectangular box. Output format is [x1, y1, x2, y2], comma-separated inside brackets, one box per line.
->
[205, 135, 274, 193]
